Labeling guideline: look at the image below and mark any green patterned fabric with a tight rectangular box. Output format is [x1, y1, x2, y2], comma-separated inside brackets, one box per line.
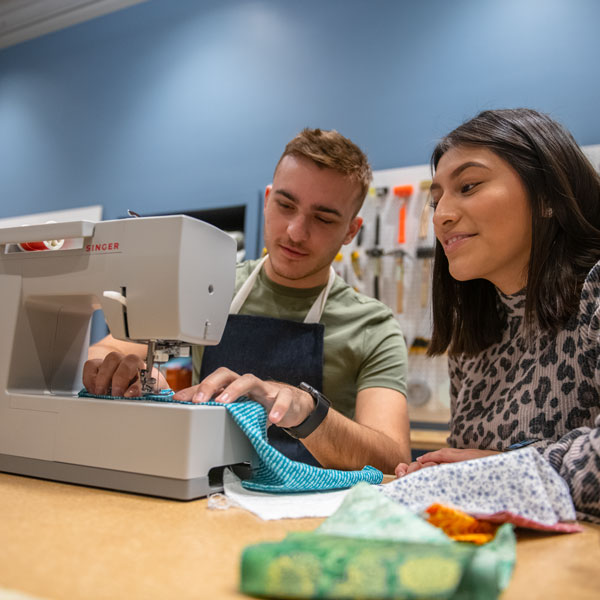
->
[317, 482, 450, 543]
[240, 483, 516, 599]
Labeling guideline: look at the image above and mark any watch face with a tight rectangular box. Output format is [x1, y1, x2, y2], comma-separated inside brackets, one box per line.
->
[299, 382, 316, 395]
[299, 382, 318, 403]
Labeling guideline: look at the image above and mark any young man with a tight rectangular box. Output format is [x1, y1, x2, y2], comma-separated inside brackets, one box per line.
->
[84, 128, 410, 473]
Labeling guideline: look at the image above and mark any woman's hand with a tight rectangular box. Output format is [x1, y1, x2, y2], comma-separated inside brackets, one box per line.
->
[395, 448, 499, 478]
[416, 448, 499, 464]
[395, 460, 440, 477]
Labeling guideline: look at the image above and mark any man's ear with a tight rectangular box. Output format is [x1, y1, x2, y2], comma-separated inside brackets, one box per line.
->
[343, 216, 363, 245]
[264, 184, 272, 210]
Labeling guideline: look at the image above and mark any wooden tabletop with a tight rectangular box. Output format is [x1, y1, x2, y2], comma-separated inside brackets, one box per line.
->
[0, 473, 599, 600]
[409, 428, 449, 450]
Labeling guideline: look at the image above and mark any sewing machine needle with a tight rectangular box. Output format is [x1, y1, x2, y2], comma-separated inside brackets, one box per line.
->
[143, 341, 156, 395]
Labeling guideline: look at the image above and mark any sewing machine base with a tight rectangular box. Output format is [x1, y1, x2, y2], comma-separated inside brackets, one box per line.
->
[0, 395, 258, 500]
[0, 454, 251, 500]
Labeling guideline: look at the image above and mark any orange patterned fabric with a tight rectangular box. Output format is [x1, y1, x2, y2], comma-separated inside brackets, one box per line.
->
[425, 503, 498, 545]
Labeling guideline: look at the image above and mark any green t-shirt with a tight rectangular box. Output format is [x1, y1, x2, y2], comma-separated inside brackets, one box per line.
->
[192, 259, 407, 417]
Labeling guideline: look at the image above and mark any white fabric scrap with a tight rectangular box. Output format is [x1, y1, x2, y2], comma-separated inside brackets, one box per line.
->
[222, 468, 351, 520]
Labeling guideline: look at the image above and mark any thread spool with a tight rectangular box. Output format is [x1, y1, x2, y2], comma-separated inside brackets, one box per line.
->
[18, 239, 65, 252]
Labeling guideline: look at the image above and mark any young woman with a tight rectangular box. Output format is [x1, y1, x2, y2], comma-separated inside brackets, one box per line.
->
[395, 108, 600, 522]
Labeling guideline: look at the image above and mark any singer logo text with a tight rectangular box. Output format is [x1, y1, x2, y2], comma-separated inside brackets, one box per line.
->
[85, 242, 120, 253]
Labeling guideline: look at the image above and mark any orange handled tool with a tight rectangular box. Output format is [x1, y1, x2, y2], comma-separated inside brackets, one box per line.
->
[393, 185, 413, 244]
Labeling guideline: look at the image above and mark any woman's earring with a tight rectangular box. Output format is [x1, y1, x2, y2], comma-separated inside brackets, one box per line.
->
[542, 207, 553, 218]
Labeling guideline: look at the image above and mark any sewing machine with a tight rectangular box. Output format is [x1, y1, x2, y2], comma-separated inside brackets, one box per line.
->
[0, 215, 257, 499]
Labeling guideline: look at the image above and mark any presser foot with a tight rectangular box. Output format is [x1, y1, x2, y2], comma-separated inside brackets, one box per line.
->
[140, 369, 158, 395]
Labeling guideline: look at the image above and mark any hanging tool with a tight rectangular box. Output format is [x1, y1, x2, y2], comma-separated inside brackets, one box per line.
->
[414, 181, 435, 308]
[417, 180, 433, 241]
[365, 187, 388, 300]
[350, 249, 363, 281]
[386, 248, 408, 313]
[391, 185, 413, 312]
[393, 185, 414, 245]
[350, 221, 365, 285]
[417, 246, 435, 308]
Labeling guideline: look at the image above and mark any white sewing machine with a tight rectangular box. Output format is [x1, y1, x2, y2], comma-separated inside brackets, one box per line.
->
[0, 215, 257, 499]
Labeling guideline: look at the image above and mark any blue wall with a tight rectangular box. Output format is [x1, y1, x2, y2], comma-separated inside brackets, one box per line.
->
[1, 0, 600, 255]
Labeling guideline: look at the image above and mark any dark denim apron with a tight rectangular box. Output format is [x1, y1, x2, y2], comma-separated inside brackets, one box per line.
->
[200, 257, 335, 467]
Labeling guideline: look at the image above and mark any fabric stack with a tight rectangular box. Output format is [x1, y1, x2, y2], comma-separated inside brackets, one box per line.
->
[240, 449, 581, 599]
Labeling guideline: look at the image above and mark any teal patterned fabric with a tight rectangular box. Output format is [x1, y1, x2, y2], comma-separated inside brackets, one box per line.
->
[78, 389, 383, 493]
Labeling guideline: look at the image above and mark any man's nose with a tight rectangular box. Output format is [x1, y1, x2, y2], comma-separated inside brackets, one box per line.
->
[287, 214, 309, 241]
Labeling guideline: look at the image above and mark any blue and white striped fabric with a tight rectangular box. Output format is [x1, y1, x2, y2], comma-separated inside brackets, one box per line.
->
[224, 398, 383, 492]
[78, 389, 383, 493]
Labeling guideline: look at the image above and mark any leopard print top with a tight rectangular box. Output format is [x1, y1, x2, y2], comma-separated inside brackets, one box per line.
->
[448, 261, 600, 522]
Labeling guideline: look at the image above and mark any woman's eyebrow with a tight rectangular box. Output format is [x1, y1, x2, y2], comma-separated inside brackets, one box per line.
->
[431, 161, 491, 192]
[450, 161, 490, 178]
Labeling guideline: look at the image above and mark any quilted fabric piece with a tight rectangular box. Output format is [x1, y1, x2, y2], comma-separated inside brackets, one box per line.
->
[381, 448, 577, 526]
[240, 483, 517, 599]
[242, 534, 477, 599]
[78, 390, 382, 493]
[317, 482, 451, 544]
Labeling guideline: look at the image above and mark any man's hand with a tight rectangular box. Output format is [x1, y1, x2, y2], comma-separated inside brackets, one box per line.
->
[175, 369, 410, 472]
[395, 448, 500, 478]
[83, 351, 146, 397]
[173, 367, 315, 428]
[84, 335, 162, 397]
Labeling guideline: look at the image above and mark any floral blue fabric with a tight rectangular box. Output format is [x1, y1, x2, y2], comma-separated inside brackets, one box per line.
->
[380, 448, 576, 525]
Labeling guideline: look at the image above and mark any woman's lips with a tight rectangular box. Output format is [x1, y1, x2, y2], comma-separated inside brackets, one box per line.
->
[444, 233, 476, 253]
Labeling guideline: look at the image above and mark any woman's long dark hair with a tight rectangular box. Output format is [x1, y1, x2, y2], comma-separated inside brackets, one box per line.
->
[428, 108, 600, 357]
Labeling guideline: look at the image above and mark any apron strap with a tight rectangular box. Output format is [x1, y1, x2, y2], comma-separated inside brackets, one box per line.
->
[229, 255, 336, 324]
[304, 265, 336, 324]
[229, 256, 267, 315]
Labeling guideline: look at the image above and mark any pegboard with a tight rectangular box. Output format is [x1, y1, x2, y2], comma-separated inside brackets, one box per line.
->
[583, 144, 600, 171]
[336, 144, 600, 426]
[335, 162, 449, 424]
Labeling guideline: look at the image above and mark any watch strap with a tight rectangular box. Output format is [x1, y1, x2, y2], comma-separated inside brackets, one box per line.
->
[283, 382, 331, 439]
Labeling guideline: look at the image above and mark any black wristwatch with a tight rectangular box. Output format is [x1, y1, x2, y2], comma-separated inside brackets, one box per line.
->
[283, 382, 331, 439]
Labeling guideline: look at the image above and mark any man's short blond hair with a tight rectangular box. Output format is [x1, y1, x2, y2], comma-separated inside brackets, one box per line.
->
[274, 128, 372, 210]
